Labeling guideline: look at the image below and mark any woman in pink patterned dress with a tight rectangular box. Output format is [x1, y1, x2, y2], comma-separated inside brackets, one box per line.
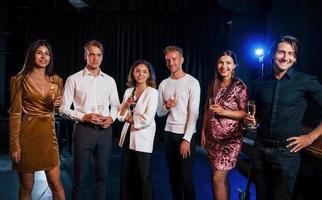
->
[201, 50, 248, 200]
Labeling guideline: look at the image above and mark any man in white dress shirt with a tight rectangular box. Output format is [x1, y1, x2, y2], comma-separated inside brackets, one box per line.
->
[60, 40, 120, 200]
[157, 45, 201, 200]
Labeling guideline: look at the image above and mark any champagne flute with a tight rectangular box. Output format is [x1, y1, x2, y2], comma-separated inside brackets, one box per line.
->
[96, 103, 104, 125]
[169, 91, 178, 109]
[171, 91, 178, 102]
[209, 97, 216, 121]
[97, 104, 104, 115]
[50, 83, 57, 114]
[247, 100, 257, 129]
[52, 93, 56, 114]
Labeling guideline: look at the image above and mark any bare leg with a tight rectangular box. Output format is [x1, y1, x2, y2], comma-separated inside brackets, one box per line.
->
[212, 170, 229, 200]
[18, 172, 34, 200]
[45, 166, 66, 200]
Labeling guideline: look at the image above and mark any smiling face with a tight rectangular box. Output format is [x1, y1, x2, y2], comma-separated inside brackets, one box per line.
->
[216, 55, 236, 79]
[273, 42, 297, 72]
[165, 50, 184, 75]
[132, 63, 150, 85]
[84, 45, 103, 70]
[34, 46, 51, 68]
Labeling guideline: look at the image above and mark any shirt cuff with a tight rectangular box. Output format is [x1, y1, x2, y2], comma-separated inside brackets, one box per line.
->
[183, 133, 193, 143]
[76, 112, 85, 122]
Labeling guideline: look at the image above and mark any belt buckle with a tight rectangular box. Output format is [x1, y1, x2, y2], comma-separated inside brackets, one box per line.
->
[268, 139, 286, 148]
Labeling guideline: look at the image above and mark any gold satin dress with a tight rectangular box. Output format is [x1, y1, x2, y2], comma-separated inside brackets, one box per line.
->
[9, 74, 63, 172]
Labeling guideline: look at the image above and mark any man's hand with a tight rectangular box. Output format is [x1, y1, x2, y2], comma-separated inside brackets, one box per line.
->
[100, 116, 113, 128]
[11, 151, 21, 163]
[82, 113, 103, 124]
[244, 114, 257, 127]
[286, 134, 314, 153]
[165, 98, 177, 110]
[180, 140, 191, 159]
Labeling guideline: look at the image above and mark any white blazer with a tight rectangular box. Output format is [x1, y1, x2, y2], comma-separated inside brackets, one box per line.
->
[118, 87, 158, 153]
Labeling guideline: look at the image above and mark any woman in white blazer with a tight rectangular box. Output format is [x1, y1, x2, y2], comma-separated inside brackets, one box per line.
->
[118, 59, 158, 200]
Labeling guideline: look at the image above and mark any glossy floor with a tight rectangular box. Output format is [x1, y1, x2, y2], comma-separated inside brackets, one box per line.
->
[0, 142, 255, 200]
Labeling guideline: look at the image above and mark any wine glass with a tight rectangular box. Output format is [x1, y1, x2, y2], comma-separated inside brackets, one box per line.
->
[209, 97, 217, 121]
[247, 100, 257, 129]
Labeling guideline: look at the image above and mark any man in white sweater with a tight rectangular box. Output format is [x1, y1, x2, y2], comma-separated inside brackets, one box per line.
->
[157, 45, 201, 200]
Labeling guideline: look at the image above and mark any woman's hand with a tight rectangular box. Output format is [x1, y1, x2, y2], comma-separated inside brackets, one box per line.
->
[11, 151, 21, 163]
[210, 104, 226, 116]
[125, 96, 136, 108]
[53, 96, 62, 107]
[125, 113, 133, 123]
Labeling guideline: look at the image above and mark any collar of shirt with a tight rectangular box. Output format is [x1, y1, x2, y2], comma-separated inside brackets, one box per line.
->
[268, 67, 296, 80]
[82, 67, 105, 78]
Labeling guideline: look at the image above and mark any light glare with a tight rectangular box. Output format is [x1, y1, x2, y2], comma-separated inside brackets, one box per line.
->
[255, 48, 264, 57]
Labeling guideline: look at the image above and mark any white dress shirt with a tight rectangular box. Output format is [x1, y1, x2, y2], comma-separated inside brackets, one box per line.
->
[157, 74, 200, 142]
[60, 68, 120, 122]
[118, 87, 158, 153]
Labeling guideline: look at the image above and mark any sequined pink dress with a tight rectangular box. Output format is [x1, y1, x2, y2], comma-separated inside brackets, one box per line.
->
[206, 78, 248, 170]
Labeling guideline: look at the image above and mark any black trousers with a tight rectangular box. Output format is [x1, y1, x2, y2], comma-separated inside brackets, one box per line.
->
[164, 131, 196, 200]
[121, 149, 153, 200]
[253, 141, 300, 200]
[72, 123, 112, 200]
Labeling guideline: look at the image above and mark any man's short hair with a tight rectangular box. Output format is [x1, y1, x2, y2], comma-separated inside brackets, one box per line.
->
[84, 40, 104, 55]
[163, 45, 183, 56]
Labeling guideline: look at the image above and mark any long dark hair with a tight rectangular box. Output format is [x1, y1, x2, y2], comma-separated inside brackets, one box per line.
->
[127, 59, 157, 88]
[211, 50, 238, 97]
[18, 39, 54, 76]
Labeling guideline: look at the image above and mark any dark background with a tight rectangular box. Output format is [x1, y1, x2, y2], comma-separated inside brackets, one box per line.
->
[0, 0, 321, 137]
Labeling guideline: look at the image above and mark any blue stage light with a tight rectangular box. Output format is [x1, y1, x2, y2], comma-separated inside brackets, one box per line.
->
[255, 48, 264, 57]
[254, 48, 265, 77]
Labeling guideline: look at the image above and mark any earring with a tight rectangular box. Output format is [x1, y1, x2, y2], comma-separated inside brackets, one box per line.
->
[231, 69, 235, 78]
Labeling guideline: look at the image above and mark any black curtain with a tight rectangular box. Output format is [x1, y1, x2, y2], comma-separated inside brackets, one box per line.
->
[6, 1, 272, 139]
[21, 11, 226, 91]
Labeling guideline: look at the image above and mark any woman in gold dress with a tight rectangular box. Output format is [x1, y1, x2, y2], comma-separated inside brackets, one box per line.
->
[9, 39, 65, 199]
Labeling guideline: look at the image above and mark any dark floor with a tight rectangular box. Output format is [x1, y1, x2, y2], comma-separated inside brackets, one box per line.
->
[0, 141, 255, 200]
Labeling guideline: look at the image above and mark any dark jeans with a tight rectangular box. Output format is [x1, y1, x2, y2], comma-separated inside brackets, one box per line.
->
[164, 131, 196, 200]
[253, 141, 300, 200]
[72, 123, 112, 200]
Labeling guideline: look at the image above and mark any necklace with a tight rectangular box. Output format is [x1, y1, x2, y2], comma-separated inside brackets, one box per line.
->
[134, 86, 147, 100]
